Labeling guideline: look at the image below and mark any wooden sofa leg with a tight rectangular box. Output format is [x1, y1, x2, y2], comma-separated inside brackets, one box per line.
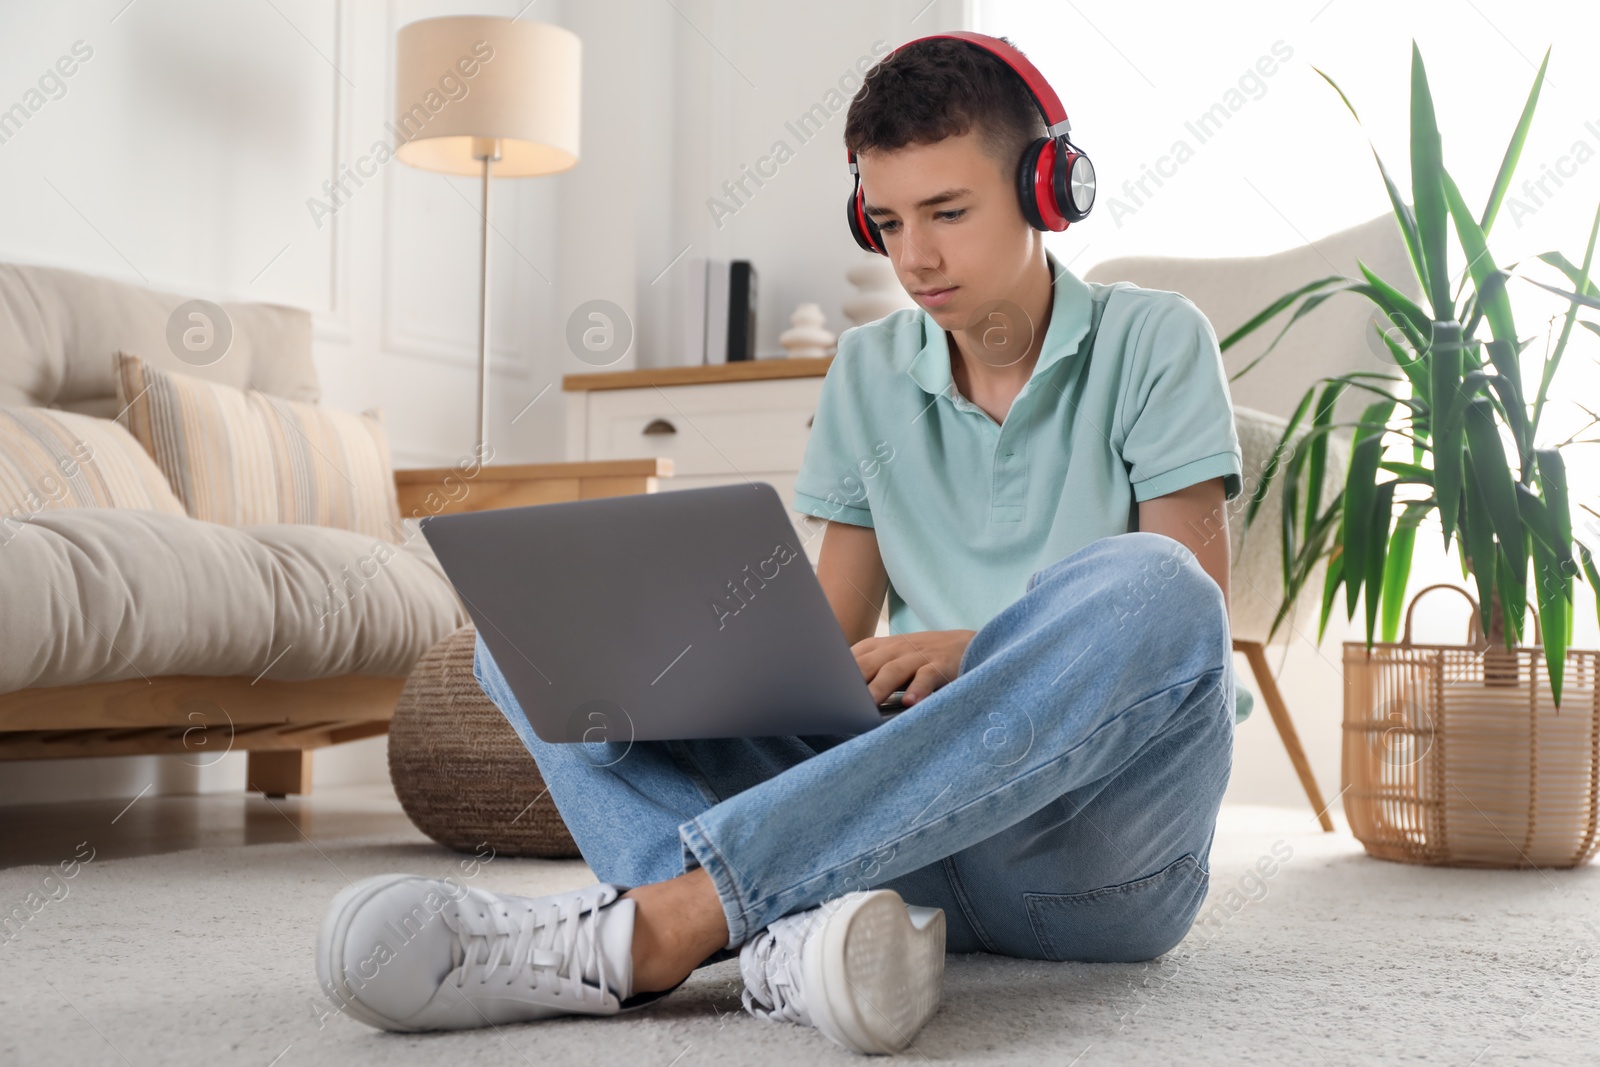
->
[249, 749, 313, 798]
[1235, 639, 1335, 832]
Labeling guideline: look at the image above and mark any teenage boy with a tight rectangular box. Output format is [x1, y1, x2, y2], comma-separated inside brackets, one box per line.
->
[314, 32, 1242, 1056]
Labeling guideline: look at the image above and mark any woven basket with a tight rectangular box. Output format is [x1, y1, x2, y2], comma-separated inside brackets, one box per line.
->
[1343, 584, 1600, 868]
[387, 624, 581, 858]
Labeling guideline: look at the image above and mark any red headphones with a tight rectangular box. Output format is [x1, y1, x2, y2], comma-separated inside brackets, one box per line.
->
[846, 31, 1095, 256]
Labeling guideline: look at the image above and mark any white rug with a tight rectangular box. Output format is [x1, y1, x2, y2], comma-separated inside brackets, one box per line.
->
[3, 802, 1596, 1065]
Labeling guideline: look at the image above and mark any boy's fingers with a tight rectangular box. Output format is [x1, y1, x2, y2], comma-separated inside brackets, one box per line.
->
[904, 664, 949, 704]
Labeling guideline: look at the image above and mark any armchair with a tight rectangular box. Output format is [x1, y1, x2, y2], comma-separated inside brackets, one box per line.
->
[1085, 212, 1422, 829]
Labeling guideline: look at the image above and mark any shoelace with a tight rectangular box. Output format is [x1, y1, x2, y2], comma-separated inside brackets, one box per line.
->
[739, 909, 820, 1026]
[446, 886, 612, 1006]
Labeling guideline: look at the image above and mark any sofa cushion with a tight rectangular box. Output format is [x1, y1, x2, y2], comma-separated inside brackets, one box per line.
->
[0, 406, 185, 522]
[0, 509, 468, 696]
[115, 351, 405, 544]
[0, 261, 318, 418]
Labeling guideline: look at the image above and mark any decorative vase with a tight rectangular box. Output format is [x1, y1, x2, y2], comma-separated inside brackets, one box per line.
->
[778, 303, 836, 358]
[843, 254, 916, 326]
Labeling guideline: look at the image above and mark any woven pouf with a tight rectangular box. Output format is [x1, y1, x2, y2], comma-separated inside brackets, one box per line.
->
[388, 624, 581, 858]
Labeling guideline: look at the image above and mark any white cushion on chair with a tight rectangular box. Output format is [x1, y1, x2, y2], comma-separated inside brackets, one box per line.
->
[1228, 406, 1348, 646]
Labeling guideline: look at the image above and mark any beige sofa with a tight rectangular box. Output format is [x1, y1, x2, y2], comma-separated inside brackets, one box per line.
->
[0, 262, 665, 795]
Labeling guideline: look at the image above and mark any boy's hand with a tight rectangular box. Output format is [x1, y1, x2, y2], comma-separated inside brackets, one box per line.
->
[850, 630, 977, 706]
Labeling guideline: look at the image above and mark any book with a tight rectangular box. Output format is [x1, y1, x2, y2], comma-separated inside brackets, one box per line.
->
[705, 258, 730, 364]
[679, 255, 710, 367]
[727, 260, 758, 362]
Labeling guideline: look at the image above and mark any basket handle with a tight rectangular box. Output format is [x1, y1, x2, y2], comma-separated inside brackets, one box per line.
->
[1399, 583, 1545, 648]
[1401, 584, 1484, 647]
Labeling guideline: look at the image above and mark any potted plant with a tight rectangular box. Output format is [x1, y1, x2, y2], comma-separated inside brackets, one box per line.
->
[1222, 42, 1600, 868]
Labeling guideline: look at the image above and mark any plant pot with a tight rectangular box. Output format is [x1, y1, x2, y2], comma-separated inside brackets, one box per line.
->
[1341, 585, 1600, 868]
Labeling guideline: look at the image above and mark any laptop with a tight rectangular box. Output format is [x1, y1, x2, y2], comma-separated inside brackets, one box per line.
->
[417, 481, 906, 744]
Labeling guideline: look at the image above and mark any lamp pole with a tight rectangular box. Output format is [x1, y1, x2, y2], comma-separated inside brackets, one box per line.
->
[474, 137, 501, 459]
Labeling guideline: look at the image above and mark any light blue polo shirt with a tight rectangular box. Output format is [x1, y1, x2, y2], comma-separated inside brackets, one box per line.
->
[791, 248, 1250, 722]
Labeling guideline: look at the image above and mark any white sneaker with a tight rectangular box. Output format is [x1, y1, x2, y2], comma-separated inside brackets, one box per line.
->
[739, 889, 945, 1054]
[316, 874, 669, 1032]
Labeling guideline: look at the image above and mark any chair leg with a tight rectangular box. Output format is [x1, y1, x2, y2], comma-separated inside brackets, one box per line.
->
[1235, 639, 1334, 832]
[248, 749, 313, 798]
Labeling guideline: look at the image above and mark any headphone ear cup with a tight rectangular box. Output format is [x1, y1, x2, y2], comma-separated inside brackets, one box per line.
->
[1056, 148, 1096, 223]
[1015, 138, 1049, 231]
[846, 184, 885, 254]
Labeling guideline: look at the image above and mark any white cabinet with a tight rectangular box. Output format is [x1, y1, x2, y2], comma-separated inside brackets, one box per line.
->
[564, 368, 827, 564]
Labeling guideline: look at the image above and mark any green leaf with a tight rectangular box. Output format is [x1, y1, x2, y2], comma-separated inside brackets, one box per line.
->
[1517, 484, 1573, 706]
[1525, 512, 1569, 704]
[1228, 284, 1358, 381]
[1343, 398, 1395, 619]
[1365, 481, 1397, 645]
[1462, 451, 1499, 635]
[1464, 398, 1528, 573]
[1320, 548, 1345, 643]
[1330, 374, 1423, 411]
[1523, 275, 1600, 312]
[1246, 385, 1316, 529]
[1379, 460, 1435, 483]
[1357, 260, 1432, 354]
[1431, 321, 1466, 547]
[1282, 442, 1304, 592]
[1269, 502, 1345, 643]
[1478, 355, 1530, 460]
[1382, 503, 1429, 641]
[1535, 450, 1573, 571]
[1477, 47, 1549, 238]
[1410, 42, 1452, 319]
[1306, 381, 1347, 535]
[1314, 64, 1433, 301]
[1532, 199, 1600, 442]
[1443, 170, 1517, 345]
[1498, 545, 1528, 646]
[1441, 171, 1533, 465]
[1218, 276, 1347, 353]
[1372, 323, 1432, 402]
[1464, 267, 1510, 340]
[1536, 248, 1600, 298]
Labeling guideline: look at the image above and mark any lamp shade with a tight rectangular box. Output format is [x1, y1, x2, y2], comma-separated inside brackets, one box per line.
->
[394, 15, 580, 177]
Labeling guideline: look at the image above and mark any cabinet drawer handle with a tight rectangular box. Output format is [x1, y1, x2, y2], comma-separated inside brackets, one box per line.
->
[642, 418, 677, 435]
[806, 413, 814, 429]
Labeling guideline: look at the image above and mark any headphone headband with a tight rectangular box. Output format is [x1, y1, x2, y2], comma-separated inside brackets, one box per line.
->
[909, 31, 1070, 136]
[846, 31, 1073, 169]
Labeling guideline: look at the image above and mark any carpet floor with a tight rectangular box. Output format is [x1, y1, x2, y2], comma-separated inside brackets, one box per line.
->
[2, 800, 1596, 1065]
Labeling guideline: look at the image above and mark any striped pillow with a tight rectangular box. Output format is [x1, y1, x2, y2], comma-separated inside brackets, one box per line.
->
[114, 351, 404, 544]
[0, 406, 187, 526]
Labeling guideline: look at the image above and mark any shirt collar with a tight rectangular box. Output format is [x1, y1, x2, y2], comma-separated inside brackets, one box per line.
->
[907, 248, 1093, 398]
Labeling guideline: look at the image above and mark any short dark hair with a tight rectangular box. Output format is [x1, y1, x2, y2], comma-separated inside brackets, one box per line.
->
[843, 35, 1046, 178]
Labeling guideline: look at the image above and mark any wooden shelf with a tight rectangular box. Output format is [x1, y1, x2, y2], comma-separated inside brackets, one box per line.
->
[394, 457, 673, 517]
[563, 356, 833, 393]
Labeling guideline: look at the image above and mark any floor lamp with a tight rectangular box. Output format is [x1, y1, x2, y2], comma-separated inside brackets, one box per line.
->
[394, 15, 581, 459]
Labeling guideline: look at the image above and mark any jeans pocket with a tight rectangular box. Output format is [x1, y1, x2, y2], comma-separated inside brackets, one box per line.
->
[1024, 852, 1210, 963]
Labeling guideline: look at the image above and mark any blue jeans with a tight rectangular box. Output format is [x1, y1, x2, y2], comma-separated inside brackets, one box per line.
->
[472, 531, 1235, 963]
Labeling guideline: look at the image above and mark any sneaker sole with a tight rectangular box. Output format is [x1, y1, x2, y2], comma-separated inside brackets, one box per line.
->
[315, 873, 430, 1033]
[803, 889, 945, 1054]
